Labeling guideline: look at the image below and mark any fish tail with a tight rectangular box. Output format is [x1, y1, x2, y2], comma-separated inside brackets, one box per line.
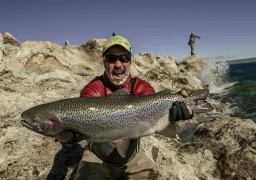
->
[155, 89, 213, 139]
[188, 88, 210, 100]
[186, 89, 214, 113]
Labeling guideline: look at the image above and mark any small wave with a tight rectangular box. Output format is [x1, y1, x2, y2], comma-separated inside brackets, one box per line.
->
[211, 82, 237, 95]
[195, 60, 232, 94]
[225, 102, 240, 115]
[195, 60, 256, 122]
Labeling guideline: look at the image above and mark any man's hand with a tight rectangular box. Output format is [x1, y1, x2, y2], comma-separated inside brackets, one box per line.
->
[169, 89, 194, 122]
[53, 130, 83, 143]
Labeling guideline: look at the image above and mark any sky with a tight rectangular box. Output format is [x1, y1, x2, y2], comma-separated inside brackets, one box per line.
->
[1, 0, 256, 61]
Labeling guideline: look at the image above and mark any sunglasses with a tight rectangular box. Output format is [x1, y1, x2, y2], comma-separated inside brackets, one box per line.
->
[104, 54, 132, 63]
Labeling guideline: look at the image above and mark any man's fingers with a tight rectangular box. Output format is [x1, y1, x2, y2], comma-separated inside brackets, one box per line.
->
[174, 102, 183, 120]
[170, 101, 194, 121]
[180, 103, 190, 120]
[169, 107, 177, 122]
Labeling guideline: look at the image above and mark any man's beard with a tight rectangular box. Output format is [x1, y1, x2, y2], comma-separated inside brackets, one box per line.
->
[106, 69, 130, 86]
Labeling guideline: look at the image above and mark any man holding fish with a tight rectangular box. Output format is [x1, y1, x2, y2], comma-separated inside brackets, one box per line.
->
[21, 33, 213, 179]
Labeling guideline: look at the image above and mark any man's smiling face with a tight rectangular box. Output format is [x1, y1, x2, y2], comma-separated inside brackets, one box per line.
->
[103, 45, 132, 86]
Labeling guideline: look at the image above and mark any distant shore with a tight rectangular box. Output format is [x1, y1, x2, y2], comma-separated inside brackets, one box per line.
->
[219, 57, 256, 65]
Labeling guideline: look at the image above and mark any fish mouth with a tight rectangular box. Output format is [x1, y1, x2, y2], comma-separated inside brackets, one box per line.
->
[20, 120, 53, 137]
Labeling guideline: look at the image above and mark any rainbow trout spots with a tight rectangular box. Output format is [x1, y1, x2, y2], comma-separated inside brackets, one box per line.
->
[21, 88, 213, 157]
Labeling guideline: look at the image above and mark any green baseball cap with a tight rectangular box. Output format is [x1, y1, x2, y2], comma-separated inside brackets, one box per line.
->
[103, 35, 132, 54]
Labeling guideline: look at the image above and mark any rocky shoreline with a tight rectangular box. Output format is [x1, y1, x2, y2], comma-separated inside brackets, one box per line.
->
[0, 32, 255, 180]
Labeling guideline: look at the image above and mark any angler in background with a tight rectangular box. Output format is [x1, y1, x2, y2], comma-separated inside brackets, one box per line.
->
[188, 32, 201, 56]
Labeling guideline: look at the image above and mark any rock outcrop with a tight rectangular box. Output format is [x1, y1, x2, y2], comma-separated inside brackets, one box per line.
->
[0, 32, 255, 180]
[179, 56, 204, 72]
[0, 34, 3, 72]
[64, 40, 70, 47]
[1, 32, 21, 47]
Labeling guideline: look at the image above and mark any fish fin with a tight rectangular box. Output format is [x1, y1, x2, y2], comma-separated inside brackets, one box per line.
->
[110, 89, 132, 96]
[156, 89, 175, 95]
[156, 122, 177, 138]
[115, 139, 130, 158]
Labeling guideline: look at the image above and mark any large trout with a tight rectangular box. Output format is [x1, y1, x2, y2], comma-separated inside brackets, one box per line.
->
[21, 88, 213, 157]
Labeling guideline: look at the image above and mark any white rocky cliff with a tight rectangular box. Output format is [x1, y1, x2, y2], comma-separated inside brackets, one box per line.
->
[0, 32, 255, 180]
